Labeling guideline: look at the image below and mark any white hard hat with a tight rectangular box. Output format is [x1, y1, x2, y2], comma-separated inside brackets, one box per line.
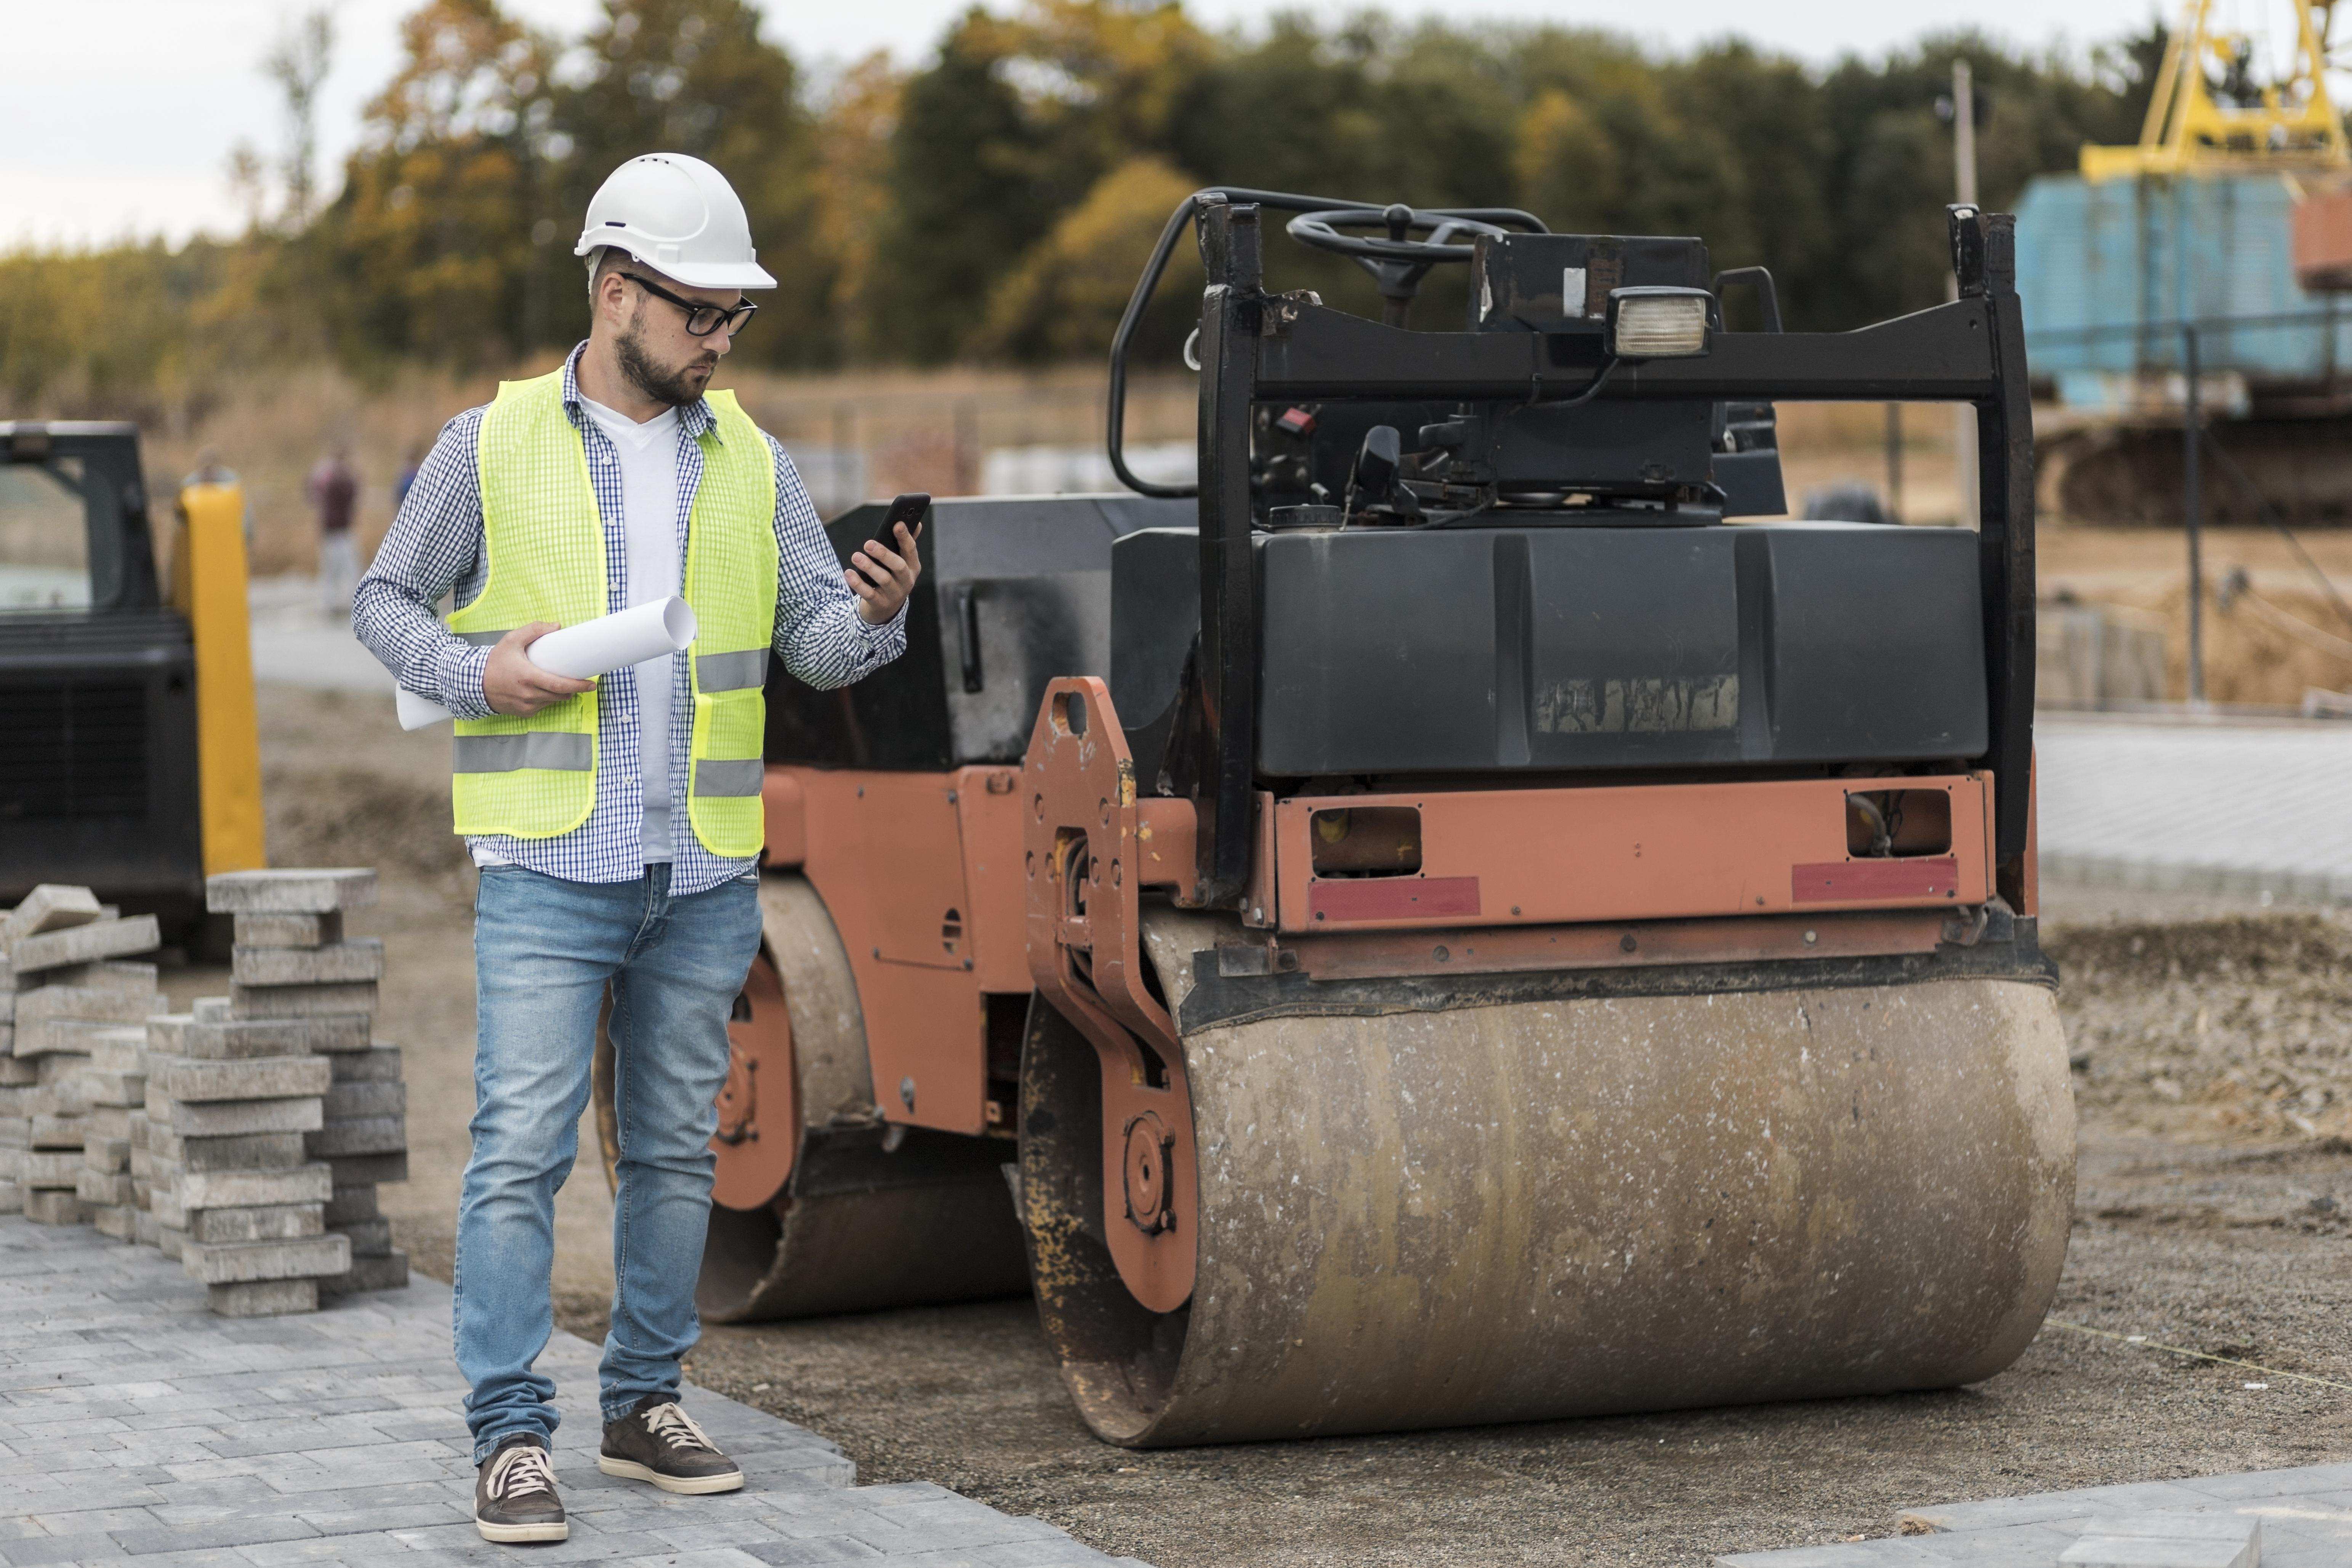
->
[574, 153, 776, 291]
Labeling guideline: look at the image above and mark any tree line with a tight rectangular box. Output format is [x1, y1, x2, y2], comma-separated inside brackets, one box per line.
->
[0, 0, 2163, 416]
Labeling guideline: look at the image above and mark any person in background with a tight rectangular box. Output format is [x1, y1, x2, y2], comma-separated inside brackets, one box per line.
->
[308, 444, 360, 616]
[394, 444, 424, 511]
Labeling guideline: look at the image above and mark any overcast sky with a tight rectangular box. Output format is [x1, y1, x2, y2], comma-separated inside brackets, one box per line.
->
[6, 0, 2174, 250]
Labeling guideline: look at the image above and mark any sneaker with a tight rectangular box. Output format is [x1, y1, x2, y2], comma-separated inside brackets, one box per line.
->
[598, 1393, 745, 1495]
[474, 1433, 567, 1543]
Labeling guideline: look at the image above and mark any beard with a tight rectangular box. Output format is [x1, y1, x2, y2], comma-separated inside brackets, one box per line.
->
[615, 311, 718, 408]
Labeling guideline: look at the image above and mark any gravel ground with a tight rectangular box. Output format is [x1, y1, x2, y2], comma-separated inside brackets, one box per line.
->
[242, 684, 2352, 1567]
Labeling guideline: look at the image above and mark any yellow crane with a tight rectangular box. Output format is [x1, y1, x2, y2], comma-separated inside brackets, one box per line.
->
[2082, 0, 2350, 181]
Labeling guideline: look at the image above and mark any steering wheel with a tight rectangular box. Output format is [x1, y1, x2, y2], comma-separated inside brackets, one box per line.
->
[1287, 204, 1523, 325]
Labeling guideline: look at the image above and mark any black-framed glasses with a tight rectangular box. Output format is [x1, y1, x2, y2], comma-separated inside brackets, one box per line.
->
[620, 272, 758, 337]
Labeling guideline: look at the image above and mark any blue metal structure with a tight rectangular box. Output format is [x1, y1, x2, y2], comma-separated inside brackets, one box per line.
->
[2015, 171, 2349, 400]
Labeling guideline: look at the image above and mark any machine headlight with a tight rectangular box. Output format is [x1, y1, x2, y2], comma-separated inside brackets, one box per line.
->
[1605, 287, 1713, 359]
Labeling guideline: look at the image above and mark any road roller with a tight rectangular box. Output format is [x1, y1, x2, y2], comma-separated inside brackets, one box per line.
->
[595, 191, 2073, 1447]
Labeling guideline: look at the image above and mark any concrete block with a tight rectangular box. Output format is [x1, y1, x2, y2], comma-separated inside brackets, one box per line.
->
[330, 1045, 402, 1083]
[151, 1011, 369, 1059]
[0, 1178, 17, 1214]
[2060, 1514, 2259, 1567]
[129, 1172, 147, 1203]
[43, 959, 158, 993]
[1, 884, 103, 946]
[328, 1150, 408, 1185]
[332, 1217, 393, 1257]
[10, 915, 162, 974]
[229, 982, 377, 1020]
[233, 940, 384, 987]
[85, 1105, 131, 1140]
[127, 1109, 146, 1148]
[83, 1135, 130, 1171]
[175, 1163, 334, 1211]
[207, 868, 378, 914]
[19, 1016, 142, 1057]
[12, 985, 164, 1027]
[86, 1030, 146, 1073]
[92, 1203, 138, 1240]
[208, 1278, 320, 1317]
[30, 1114, 86, 1150]
[0, 1052, 34, 1085]
[132, 1206, 157, 1246]
[170, 1096, 324, 1138]
[322, 1081, 406, 1120]
[35, 1049, 91, 1085]
[15, 1149, 82, 1187]
[157, 1224, 185, 1259]
[193, 995, 231, 1022]
[75, 1168, 133, 1205]
[0, 1116, 25, 1148]
[182, 1232, 350, 1284]
[233, 911, 342, 948]
[190, 1202, 325, 1244]
[20, 1080, 80, 1114]
[324, 1184, 379, 1224]
[307, 1115, 405, 1158]
[24, 1188, 85, 1225]
[155, 1053, 331, 1102]
[82, 1071, 145, 1108]
[317, 1248, 408, 1297]
[149, 1128, 310, 1172]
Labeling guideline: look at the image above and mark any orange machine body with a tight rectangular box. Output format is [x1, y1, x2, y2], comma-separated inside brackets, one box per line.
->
[737, 712, 2007, 1190]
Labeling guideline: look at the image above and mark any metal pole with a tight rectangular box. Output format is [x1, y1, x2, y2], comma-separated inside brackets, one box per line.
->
[1951, 58, 1979, 528]
[1884, 402, 1904, 522]
[2184, 324, 2206, 705]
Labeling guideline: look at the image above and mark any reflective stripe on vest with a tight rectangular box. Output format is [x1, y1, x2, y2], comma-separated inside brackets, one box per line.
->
[694, 648, 768, 693]
[445, 370, 778, 853]
[454, 733, 595, 773]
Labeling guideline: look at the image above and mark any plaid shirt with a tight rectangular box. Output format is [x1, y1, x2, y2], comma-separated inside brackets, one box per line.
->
[352, 343, 905, 894]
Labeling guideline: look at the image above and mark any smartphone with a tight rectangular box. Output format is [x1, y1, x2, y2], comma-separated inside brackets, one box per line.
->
[866, 492, 929, 559]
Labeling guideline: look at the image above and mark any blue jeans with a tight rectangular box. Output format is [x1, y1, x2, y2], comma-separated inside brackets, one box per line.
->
[456, 862, 762, 1462]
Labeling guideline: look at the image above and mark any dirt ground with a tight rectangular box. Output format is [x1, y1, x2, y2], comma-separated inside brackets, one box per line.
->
[224, 682, 2352, 1568]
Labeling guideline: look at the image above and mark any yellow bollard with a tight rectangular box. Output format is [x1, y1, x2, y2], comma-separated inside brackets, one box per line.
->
[175, 483, 267, 875]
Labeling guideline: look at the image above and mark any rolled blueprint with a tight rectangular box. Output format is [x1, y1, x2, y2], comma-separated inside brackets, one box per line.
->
[394, 597, 700, 731]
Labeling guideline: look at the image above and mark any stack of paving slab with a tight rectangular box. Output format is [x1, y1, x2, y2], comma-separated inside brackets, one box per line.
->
[0, 886, 166, 1232]
[134, 867, 410, 1317]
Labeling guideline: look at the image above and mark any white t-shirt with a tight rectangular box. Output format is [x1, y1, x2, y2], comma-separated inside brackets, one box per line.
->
[579, 396, 684, 864]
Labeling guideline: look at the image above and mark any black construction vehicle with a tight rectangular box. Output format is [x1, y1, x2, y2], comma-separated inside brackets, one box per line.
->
[0, 421, 263, 930]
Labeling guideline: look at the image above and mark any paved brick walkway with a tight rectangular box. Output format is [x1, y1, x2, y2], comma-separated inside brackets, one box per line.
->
[1716, 1464, 2352, 1566]
[0, 1219, 1146, 1567]
[2038, 716, 2352, 901]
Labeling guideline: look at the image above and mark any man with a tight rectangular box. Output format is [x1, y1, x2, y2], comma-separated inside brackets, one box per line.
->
[353, 152, 920, 1545]
[308, 443, 359, 615]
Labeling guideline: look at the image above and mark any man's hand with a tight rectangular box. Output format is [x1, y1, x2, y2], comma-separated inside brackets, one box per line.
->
[484, 621, 596, 716]
[848, 522, 921, 625]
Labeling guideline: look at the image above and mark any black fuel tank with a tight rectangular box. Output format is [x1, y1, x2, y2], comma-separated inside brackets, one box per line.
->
[1112, 521, 1987, 779]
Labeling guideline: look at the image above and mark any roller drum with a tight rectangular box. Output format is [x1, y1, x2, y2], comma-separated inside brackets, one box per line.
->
[595, 874, 1030, 1323]
[1022, 911, 2074, 1446]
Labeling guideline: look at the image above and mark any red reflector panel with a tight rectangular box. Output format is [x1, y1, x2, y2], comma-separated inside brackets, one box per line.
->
[1308, 875, 1482, 923]
[1791, 858, 1959, 904]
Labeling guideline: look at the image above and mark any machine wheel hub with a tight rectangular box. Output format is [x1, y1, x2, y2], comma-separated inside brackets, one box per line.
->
[1121, 1112, 1176, 1235]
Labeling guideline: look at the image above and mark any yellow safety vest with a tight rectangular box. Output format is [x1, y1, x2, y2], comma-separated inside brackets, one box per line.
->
[448, 368, 779, 858]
